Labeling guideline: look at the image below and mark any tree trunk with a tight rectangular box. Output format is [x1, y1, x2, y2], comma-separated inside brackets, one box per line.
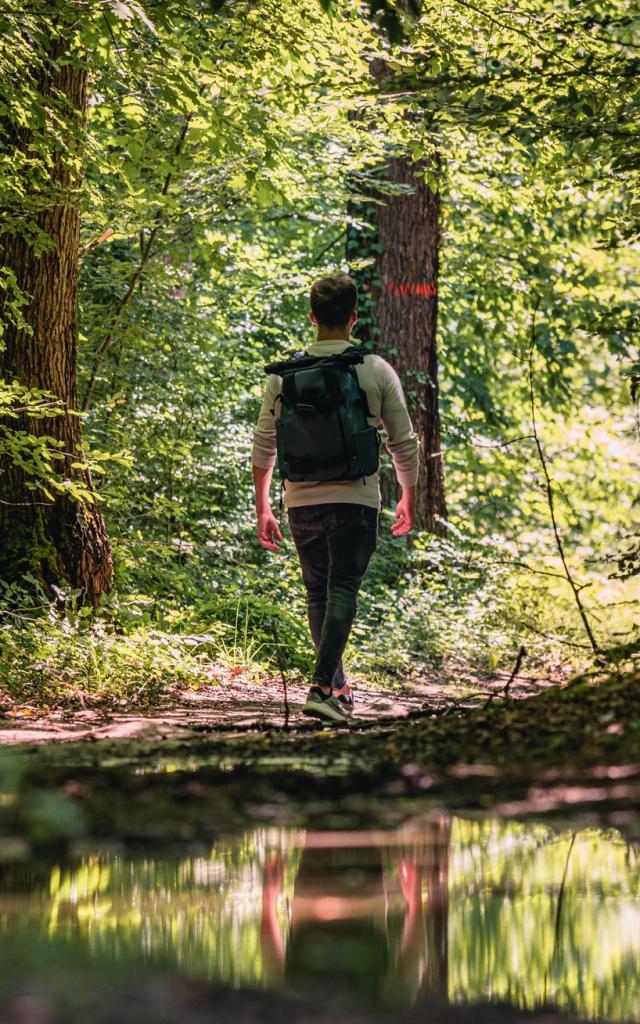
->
[346, 71, 447, 535]
[0, 24, 112, 604]
[422, 814, 450, 1002]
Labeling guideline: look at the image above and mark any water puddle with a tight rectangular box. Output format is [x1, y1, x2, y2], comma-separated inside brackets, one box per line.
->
[1, 815, 638, 1021]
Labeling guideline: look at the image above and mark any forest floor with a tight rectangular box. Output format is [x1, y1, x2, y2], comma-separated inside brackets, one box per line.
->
[2, 666, 637, 846]
[1, 667, 638, 1024]
[0, 663, 565, 745]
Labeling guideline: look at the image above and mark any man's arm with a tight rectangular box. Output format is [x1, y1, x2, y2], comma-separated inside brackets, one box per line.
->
[252, 374, 283, 552]
[378, 360, 419, 536]
[392, 483, 416, 537]
[252, 464, 283, 551]
[261, 854, 286, 984]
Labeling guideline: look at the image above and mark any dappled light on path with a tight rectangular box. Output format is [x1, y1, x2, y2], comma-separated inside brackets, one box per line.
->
[0, 671, 555, 745]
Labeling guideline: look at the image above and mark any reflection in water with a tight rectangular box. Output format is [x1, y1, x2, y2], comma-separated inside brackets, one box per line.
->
[260, 816, 450, 1007]
[0, 817, 638, 1020]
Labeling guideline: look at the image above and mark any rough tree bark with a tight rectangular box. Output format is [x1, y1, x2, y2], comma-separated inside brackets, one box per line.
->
[0, 22, 112, 604]
[347, 66, 447, 535]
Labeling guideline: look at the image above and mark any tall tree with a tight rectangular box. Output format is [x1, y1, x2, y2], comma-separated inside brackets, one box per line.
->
[0, 10, 112, 603]
[347, 57, 447, 535]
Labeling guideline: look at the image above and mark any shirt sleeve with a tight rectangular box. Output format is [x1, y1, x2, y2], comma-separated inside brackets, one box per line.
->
[251, 374, 281, 470]
[378, 360, 420, 488]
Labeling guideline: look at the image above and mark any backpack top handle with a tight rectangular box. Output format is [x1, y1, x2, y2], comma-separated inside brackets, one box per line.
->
[264, 344, 365, 377]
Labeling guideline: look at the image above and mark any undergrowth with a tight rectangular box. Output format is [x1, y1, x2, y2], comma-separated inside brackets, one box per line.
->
[1, 515, 635, 710]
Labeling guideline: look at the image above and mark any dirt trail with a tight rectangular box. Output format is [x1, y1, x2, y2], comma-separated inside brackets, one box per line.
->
[0, 669, 561, 745]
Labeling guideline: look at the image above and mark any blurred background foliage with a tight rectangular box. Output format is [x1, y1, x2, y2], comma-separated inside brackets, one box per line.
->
[0, 0, 638, 702]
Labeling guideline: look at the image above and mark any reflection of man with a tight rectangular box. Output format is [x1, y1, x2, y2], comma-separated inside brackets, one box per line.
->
[260, 840, 428, 1008]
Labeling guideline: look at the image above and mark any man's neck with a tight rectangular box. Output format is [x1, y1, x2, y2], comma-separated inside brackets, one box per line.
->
[315, 326, 352, 342]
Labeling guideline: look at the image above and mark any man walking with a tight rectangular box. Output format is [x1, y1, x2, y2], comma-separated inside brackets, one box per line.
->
[252, 273, 419, 723]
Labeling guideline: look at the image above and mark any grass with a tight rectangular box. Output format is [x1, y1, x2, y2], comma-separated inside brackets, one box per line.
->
[0, 523, 637, 712]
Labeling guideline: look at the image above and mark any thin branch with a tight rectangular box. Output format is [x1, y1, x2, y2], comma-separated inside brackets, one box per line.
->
[0, 497, 54, 507]
[466, 433, 536, 450]
[310, 227, 348, 264]
[4, 401, 66, 415]
[527, 300, 600, 657]
[468, 556, 589, 587]
[517, 619, 594, 650]
[447, 0, 604, 82]
[444, 427, 536, 450]
[80, 226, 114, 257]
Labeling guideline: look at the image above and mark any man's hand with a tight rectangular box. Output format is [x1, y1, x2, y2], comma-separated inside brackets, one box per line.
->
[263, 853, 285, 897]
[391, 490, 416, 537]
[397, 858, 422, 907]
[257, 510, 283, 551]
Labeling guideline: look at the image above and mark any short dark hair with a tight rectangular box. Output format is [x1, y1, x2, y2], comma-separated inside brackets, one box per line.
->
[310, 273, 357, 329]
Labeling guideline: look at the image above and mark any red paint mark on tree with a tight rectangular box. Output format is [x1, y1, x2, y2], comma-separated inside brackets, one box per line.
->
[386, 281, 437, 298]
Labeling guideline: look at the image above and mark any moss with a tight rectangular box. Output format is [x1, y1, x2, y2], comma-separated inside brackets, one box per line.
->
[0, 508, 67, 591]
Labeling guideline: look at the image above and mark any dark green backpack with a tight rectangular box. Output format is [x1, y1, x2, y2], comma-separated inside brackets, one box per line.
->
[264, 345, 380, 483]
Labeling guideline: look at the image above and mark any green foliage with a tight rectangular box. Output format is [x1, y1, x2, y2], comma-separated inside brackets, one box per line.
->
[0, 383, 68, 492]
[354, 523, 560, 681]
[0, 0, 638, 699]
[0, 608, 219, 707]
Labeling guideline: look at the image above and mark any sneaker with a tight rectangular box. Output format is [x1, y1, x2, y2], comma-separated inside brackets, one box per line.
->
[302, 685, 351, 725]
[332, 683, 355, 717]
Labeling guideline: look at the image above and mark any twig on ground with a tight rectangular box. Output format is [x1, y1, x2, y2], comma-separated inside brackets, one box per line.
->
[503, 644, 526, 698]
[270, 617, 290, 731]
[439, 646, 531, 716]
[436, 689, 503, 717]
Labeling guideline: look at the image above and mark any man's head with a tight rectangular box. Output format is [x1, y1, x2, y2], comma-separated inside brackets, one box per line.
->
[310, 273, 358, 331]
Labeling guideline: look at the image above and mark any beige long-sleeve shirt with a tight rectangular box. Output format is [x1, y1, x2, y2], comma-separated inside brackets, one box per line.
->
[252, 338, 419, 510]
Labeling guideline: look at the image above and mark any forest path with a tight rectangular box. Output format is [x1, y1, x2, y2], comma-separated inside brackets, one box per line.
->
[0, 667, 562, 745]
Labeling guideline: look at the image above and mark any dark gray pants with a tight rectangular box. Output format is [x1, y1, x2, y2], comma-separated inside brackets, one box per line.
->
[287, 503, 378, 687]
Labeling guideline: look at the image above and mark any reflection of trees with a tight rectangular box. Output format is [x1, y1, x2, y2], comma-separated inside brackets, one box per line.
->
[0, 820, 638, 1020]
[0, 862, 52, 892]
[0, 861, 82, 933]
[448, 821, 640, 1021]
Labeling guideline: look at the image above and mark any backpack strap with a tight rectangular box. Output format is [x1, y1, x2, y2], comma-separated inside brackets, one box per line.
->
[341, 345, 374, 420]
